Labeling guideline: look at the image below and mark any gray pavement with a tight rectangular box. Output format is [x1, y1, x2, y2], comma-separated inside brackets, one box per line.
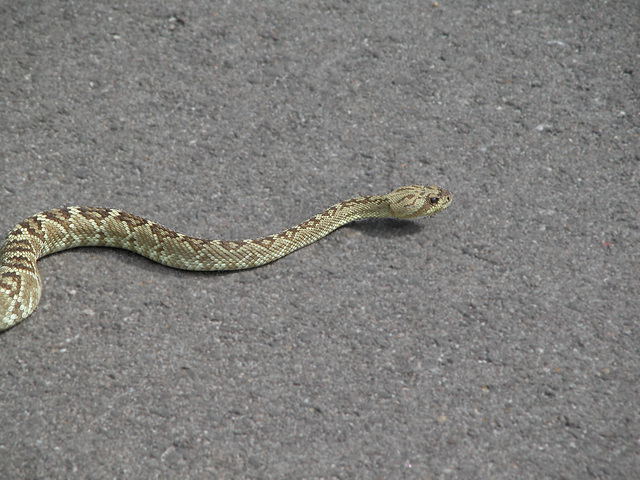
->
[1, 1, 638, 478]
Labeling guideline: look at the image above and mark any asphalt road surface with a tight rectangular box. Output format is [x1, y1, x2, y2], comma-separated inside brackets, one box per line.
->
[1, 1, 638, 478]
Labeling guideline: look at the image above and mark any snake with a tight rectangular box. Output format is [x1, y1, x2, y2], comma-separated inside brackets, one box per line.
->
[0, 185, 452, 331]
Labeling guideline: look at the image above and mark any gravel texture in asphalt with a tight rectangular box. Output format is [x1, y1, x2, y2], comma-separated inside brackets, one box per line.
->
[1, 1, 638, 478]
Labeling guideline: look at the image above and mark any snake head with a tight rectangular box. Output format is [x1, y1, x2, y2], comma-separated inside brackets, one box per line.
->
[387, 185, 452, 219]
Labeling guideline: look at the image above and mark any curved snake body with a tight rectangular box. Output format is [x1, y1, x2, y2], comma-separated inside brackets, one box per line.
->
[0, 185, 451, 331]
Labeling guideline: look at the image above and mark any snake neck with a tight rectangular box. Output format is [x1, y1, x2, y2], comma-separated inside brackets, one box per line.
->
[192, 194, 392, 271]
[292, 194, 391, 234]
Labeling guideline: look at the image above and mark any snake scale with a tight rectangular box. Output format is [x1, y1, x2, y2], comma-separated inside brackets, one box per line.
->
[0, 185, 452, 331]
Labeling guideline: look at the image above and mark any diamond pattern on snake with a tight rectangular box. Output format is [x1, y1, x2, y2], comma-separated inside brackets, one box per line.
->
[0, 185, 452, 331]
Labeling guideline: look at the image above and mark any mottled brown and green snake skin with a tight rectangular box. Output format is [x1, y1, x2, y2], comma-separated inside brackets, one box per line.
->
[0, 185, 452, 331]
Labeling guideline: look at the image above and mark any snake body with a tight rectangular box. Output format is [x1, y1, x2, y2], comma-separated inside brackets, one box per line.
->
[0, 185, 451, 331]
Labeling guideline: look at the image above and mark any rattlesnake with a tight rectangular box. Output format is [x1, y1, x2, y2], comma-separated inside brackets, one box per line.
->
[0, 185, 452, 331]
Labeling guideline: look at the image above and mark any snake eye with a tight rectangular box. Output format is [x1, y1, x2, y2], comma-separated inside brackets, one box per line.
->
[429, 197, 439, 204]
